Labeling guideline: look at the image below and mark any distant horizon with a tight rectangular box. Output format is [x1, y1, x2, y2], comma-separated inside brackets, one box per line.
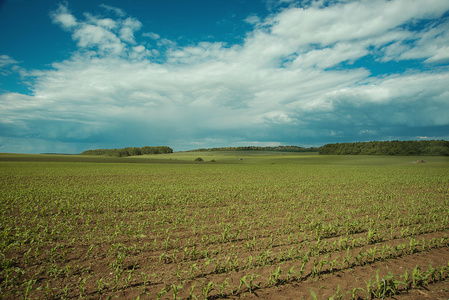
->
[0, 138, 445, 155]
[1, 0, 449, 154]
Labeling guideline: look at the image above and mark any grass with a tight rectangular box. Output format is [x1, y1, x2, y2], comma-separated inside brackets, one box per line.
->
[2, 151, 447, 165]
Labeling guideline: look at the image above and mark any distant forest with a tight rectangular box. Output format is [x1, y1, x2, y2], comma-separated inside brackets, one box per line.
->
[187, 145, 319, 152]
[81, 146, 173, 157]
[79, 140, 449, 157]
[319, 140, 449, 156]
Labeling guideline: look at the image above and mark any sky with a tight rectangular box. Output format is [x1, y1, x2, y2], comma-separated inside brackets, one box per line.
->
[1, 0, 449, 154]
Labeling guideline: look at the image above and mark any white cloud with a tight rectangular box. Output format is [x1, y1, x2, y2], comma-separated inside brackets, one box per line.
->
[50, 4, 146, 56]
[0, 55, 18, 68]
[268, 0, 449, 47]
[99, 4, 126, 17]
[1, 0, 449, 153]
[402, 22, 449, 63]
[95, 18, 116, 29]
[0, 55, 21, 76]
[51, 3, 78, 30]
[244, 15, 261, 25]
[249, 0, 449, 71]
[72, 24, 124, 53]
[290, 42, 369, 69]
[143, 32, 161, 40]
[119, 18, 142, 44]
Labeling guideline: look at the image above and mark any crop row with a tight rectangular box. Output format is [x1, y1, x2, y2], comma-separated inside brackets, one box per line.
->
[1, 159, 448, 299]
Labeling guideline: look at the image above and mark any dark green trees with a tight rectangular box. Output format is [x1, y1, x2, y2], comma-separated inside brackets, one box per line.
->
[81, 146, 173, 157]
[319, 140, 449, 156]
[188, 145, 319, 152]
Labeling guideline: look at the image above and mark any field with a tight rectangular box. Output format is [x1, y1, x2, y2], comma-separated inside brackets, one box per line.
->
[1, 152, 449, 299]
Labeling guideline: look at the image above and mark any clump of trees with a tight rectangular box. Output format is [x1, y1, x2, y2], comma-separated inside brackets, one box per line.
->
[81, 146, 173, 157]
[188, 145, 319, 152]
[319, 140, 449, 156]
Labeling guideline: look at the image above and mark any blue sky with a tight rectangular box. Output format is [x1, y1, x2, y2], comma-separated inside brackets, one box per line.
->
[1, 0, 449, 153]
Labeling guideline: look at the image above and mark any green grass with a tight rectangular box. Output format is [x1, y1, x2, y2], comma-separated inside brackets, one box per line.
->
[2, 151, 446, 165]
[126, 150, 449, 166]
[127, 150, 319, 163]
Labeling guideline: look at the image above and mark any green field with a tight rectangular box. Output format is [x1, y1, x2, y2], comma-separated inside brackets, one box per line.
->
[1, 152, 449, 299]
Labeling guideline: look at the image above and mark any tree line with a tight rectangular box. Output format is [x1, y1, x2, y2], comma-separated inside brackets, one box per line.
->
[187, 145, 319, 152]
[81, 146, 173, 157]
[319, 140, 449, 156]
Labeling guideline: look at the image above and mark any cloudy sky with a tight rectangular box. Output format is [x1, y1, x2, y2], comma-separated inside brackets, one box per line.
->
[1, 0, 449, 153]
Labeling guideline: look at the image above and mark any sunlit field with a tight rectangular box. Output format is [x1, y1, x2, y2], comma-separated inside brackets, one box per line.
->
[1, 152, 448, 299]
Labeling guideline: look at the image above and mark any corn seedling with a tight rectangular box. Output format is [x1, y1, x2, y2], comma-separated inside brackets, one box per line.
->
[239, 274, 260, 294]
[267, 266, 283, 286]
[171, 282, 183, 300]
[157, 285, 170, 300]
[201, 281, 215, 299]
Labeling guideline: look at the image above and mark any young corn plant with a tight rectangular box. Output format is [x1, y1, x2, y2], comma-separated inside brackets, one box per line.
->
[96, 277, 108, 294]
[342, 248, 353, 269]
[398, 269, 411, 291]
[113, 267, 124, 291]
[170, 282, 183, 300]
[370, 268, 415, 298]
[201, 258, 214, 276]
[239, 274, 260, 294]
[286, 266, 295, 282]
[412, 265, 424, 287]
[123, 267, 135, 288]
[425, 264, 437, 284]
[267, 266, 283, 286]
[329, 256, 339, 274]
[359, 277, 373, 300]
[310, 289, 318, 300]
[296, 252, 309, 280]
[201, 281, 215, 299]
[310, 258, 320, 277]
[331, 284, 349, 300]
[157, 285, 170, 300]
[350, 287, 362, 300]
[78, 275, 90, 298]
[21, 278, 37, 300]
[216, 278, 230, 298]
[384, 272, 401, 296]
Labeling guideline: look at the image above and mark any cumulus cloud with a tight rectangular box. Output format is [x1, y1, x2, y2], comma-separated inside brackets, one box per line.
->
[308, 71, 449, 128]
[119, 18, 142, 44]
[1, 0, 449, 153]
[51, 3, 77, 30]
[50, 4, 145, 56]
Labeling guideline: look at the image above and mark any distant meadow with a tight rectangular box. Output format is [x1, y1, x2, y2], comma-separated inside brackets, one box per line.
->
[1, 0, 449, 154]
